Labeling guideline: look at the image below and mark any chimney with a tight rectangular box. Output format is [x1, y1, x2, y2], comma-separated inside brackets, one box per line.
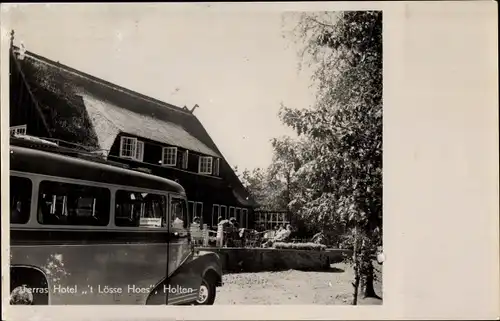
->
[190, 104, 199, 114]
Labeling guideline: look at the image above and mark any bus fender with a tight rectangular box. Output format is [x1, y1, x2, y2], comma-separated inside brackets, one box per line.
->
[10, 265, 50, 305]
[195, 251, 223, 286]
[146, 252, 223, 305]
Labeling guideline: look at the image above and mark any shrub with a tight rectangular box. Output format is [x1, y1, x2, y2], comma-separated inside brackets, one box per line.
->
[272, 242, 326, 251]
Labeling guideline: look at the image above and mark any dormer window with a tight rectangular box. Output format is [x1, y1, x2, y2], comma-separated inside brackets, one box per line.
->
[198, 156, 213, 175]
[10, 125, 27, 136]
[162, 147, 177, 166]
[120, 136, 144, 161]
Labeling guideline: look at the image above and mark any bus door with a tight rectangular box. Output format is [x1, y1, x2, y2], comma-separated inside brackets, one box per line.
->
[167, 196, 199, 304]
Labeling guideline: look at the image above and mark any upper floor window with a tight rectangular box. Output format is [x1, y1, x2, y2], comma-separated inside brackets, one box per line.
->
[136, 141, 144, 162]
[198, 156, 213, 174]
[120, 136, 144, 162]
[162, 147, 177, 166]
[10, 125, 27, 136]
[213, 158, 220, 176]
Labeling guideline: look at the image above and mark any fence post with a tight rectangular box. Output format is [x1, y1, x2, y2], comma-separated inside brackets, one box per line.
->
[202, 224, 209, 246]
[216, 224, 224, 247]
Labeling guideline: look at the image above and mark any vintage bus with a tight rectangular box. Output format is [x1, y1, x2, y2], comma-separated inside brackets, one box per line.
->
[8, 137, 222, 305]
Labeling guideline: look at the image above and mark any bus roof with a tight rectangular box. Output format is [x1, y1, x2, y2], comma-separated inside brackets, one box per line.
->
[10, 144, 186, 195]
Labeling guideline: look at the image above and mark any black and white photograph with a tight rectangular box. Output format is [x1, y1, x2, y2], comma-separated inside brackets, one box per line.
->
[1, 2, 497, 319]
[4, 5, 383, 306]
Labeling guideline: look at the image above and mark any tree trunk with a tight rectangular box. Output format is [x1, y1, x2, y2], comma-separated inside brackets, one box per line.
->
[352, 267, 360, 305]
[363, 260, 377, 298]
[351, 226, 360, 305]
[285, 173, 291, 206]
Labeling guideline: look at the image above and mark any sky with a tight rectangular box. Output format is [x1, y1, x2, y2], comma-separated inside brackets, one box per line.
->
[3, 4, 317, 171]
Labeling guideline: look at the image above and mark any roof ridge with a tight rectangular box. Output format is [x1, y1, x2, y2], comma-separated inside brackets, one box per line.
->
[15, 47, 194, 116]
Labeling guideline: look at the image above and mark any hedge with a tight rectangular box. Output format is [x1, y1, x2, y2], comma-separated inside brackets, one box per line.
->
[272, 242, 326, 251]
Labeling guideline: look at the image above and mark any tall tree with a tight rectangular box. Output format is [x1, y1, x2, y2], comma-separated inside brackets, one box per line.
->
[281, 11, 382, 304]
[238, 166, 288, 211]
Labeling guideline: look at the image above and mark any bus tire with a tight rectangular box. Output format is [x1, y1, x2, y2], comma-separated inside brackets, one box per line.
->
[194, 274, 216, 305]
[10, 267, 49, 305]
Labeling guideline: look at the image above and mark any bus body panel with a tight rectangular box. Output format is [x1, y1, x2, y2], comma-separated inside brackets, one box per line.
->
[10, 144, 186, 196]
[10, 241, 169, 304]
[167, 240, 191, 278]
[8, 140, 223, 305]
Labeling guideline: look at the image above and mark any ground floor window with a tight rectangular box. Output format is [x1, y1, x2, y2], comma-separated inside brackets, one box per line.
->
[212, 204, 220, 227]
[188, 201, 204, 225]
[220, 205, 227, 220]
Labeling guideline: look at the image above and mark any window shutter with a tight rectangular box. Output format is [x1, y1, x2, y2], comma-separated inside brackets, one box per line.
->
[212, 158, 218, 175]
[215, 158, 220, 176]
[183, 150, 189, 169]
[207, 157, 213, 174]
[135, 141, 144, 162]
[120, 137, 126, 157]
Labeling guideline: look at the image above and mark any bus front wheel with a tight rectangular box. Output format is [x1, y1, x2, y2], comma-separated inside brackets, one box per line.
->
[195, 276, 216, 305]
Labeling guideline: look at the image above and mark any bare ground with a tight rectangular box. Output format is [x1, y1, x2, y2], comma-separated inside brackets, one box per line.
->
[215, 262, 383, 305]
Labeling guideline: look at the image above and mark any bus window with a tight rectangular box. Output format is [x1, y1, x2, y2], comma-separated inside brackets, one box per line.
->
[115, 190, 166, 228]
[38, 181, 110, 226]
[188, 201, 195, 222]
[10, 176, 32, 224]
[170, 198, 188, 229]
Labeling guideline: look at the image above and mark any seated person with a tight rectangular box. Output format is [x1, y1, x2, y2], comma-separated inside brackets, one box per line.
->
[10, 201, 25, 224]
[172, 216, 184, 229]
[262, 224, 293, 248]
[229, 217, 239, 229]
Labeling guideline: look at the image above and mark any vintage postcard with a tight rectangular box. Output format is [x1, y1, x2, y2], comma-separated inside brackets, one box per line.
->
[1, 2, 498, 320]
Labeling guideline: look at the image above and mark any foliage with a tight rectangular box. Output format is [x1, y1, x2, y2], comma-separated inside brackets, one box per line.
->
[237, 166, 289, 211]
[273, 242, 326, 251]
[280, 11, 383, 304]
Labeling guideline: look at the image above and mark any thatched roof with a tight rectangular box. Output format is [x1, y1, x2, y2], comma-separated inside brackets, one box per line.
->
[12, 47, 256, 207]
[81, 93, 219, 157]
[16, 50, 220, 157]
